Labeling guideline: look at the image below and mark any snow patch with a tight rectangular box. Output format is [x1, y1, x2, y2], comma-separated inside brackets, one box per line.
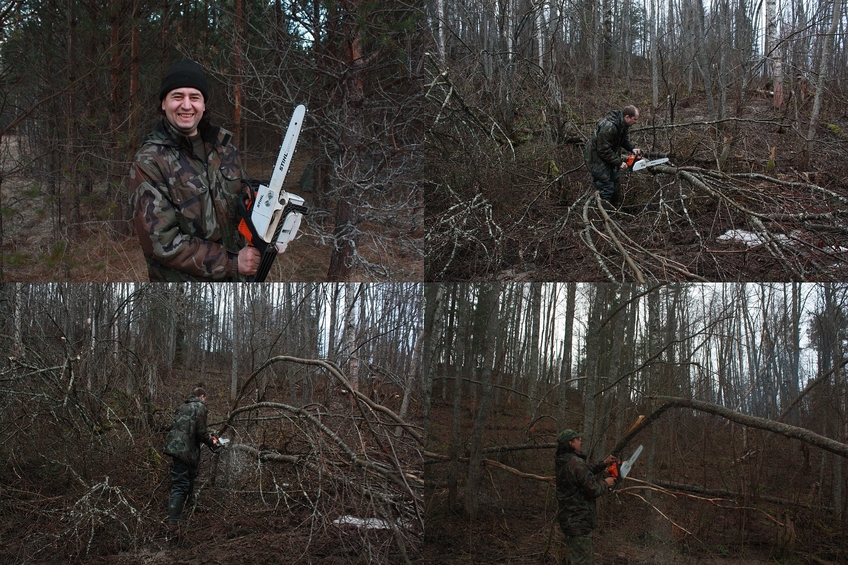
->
[716, 229, 789, 247]
[333, 516, 395, 530]
[716, 229, 848, 254]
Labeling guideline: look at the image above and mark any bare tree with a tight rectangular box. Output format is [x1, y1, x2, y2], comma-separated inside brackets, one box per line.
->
[804, 0, 843, 162]
[464, 282, 501, 519]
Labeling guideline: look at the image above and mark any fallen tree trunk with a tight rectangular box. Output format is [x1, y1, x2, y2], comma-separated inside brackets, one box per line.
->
[612, 395, 848, 459]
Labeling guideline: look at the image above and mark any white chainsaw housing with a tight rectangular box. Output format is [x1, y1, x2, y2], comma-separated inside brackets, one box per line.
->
[252, 186, 305, 249]
[274, 191, 304, 253]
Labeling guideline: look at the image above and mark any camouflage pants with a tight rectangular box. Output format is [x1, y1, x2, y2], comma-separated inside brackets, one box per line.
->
[591, 164, 620, 203]
[168, 457, 199, 524]
[561, 534, 594, 565]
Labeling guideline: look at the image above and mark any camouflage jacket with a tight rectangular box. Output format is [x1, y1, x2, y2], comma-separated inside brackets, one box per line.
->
[163, 395, 216, 467]
[130, 119, 248, 281]
[584, 110, 635, 181]
[555, 448, 610, 536]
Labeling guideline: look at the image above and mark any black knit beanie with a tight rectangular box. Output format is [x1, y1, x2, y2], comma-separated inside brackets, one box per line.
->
[159, 59, 209, 101]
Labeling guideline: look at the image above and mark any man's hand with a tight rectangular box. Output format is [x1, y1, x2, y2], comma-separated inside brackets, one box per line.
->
[605, 477, 616, 488]
[633, 148, 643, 157]
[602, 454, 617, 466]
[237, 246, 261, 275]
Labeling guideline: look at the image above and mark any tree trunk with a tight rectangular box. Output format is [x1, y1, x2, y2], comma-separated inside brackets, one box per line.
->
[422, 284, 446, 444]
[13, 282, 23, 357]
[233, 0, 244, 150]
[396, 286, 424, 430]
[465, 283, 501, 520]
[525, 283, 542, 419]
[327, 199, 356, 281]
[805, 0, 842, 161]
[326, 0, 366, 281]
[343, 282, 360, 399]
[231, 284, 241, 403]
[557, 283, 576, 427]
[766, 0, 784, 108]
[436, 0, 445, 64]
[583, 284, 609, 458]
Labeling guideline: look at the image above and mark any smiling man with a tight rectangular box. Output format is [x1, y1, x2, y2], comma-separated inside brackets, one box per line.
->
[130, 59, 260, 281]
[162, 87, 205, 136]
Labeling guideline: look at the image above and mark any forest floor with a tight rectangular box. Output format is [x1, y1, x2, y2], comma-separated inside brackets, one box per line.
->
[422, 394, 848, 565]
[425, 76, 848, 281]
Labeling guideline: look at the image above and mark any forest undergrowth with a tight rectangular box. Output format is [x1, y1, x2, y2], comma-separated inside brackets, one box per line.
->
[425, 73, 848, 282]
[422, 392, 848, 565]
[1, 353, 424, 565]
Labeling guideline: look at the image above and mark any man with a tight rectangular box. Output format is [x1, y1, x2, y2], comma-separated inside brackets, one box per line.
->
[584, 105, 642, 210]
[555, 429, 616, 565]
[163, 387, 219, 534]
[130, 58, 260, 281]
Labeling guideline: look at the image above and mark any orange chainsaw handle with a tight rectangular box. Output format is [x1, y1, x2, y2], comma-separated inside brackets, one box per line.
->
[606, 457, 621, 480]
[238, 182, 258, 247]
[625, 155, 641, 169]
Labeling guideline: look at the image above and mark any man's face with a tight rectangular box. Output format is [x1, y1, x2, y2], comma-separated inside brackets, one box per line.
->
[162, 87, 205, 136]
[568, 437, 583, 453]
[624, 112, 639, 127]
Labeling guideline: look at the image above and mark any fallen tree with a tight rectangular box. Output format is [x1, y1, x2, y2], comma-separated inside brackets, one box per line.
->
[579, 164, 848, 282]
[612, 395, 848, 459]
[425, 386, 848, 486]
[212, 355, 424, 565]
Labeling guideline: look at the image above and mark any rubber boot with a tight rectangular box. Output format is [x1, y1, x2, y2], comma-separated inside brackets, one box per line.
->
[168, 494, 185, 525]
[167, 494, 185, 544]
[167, 523, 181, 544]
[610, 186, 623, 207]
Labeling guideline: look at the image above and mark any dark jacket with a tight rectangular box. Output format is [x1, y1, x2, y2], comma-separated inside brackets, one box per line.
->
[555, 446, 610, 536]
[584, 110, 635, 181]
[163, 395, 216, 467]
[131, 119, 247, 281]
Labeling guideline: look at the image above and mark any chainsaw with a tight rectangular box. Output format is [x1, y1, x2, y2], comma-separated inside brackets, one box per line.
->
[210, 436, 230, 453]
[606, 444, 643, 488]
[626, 155, 669, 171]
[237, 105, 308, 282]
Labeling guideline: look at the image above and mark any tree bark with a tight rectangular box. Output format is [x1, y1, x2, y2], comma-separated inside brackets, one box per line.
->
[421, 283, 446, 444]
[465, 283, 501, 519]
[231, 284, 241, 403]
[805, 0, 842, 160]
[525, 283, 542, 419]
[557, 283, 576, 427]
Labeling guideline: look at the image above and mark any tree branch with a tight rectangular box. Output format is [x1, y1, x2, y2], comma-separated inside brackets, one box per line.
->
[778, 357, 848, 422]
[612, 396, 848, 459]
